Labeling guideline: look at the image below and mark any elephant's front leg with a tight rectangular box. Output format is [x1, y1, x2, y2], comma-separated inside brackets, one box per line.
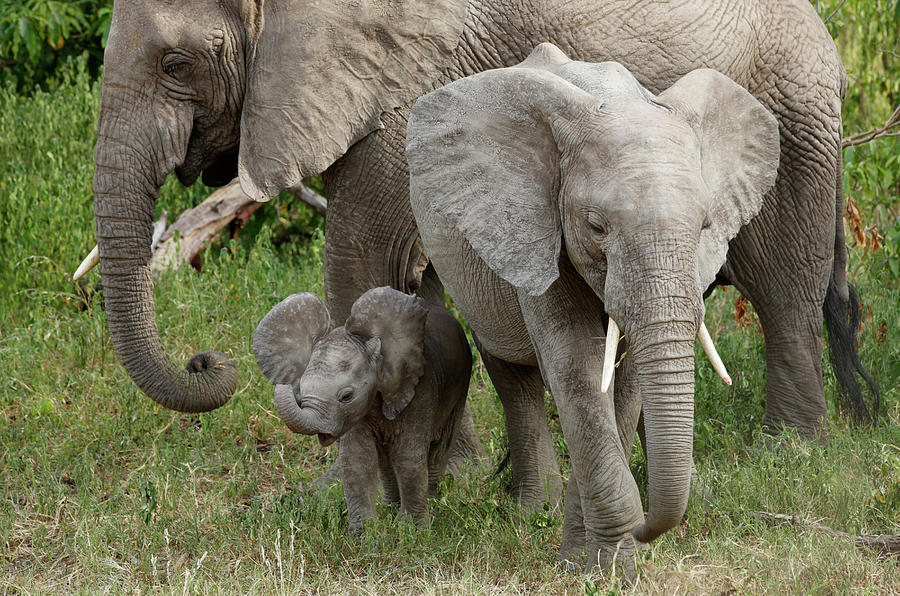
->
[560, 340, 643, 568]
[519, 274, 644, 573]
[340, 427, 380, 533]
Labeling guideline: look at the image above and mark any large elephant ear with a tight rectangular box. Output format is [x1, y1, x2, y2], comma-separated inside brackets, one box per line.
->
[253, 293, 332, 393]
[238, 0, 467, 201]
[656, 69, 781, 290]
[344, 287, 427, 420]
[406, 54, 599, 296]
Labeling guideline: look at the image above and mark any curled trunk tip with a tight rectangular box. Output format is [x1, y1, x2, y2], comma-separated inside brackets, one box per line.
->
[273, 384, 319, 435]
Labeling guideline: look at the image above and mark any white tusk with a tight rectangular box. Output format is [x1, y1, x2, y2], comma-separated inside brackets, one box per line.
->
[601, 318, 620, 394]
[698, 322, 732, 386]
[73, 244, 99, 281]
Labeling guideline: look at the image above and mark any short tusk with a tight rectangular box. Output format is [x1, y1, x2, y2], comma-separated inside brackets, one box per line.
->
[698, 322, 732, 385]
[601, 318, 620, 394]
[73, 244, 99, 281]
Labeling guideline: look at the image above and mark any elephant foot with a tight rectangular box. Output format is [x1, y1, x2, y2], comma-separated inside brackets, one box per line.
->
[585, 535, 645, 580]
[557, 552, 584, 574]
[510, 471, 563, 512]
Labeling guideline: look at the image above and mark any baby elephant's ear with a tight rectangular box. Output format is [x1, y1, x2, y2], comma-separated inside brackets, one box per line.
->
[345, 287, 427, 420]
[253, 293, 332, 393]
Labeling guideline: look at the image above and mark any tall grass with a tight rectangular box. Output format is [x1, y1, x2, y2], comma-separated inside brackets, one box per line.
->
[1, 9, 898, 593]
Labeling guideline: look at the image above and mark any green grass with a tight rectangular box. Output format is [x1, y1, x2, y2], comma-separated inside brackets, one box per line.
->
[2, 15, 899, 594]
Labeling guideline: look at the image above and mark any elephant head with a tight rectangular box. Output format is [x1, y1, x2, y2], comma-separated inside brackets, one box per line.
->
[253, 287, 427, 444]
[406, 43, 780, 543]
[91, 0, 466, 411]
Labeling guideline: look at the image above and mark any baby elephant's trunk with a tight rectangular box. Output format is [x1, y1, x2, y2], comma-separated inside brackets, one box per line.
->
[273, 384, 321, 435]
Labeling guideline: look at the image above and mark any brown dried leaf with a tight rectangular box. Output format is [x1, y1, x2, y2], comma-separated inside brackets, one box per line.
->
[866, 226, 884, 253]
[845, 197, 866, 249]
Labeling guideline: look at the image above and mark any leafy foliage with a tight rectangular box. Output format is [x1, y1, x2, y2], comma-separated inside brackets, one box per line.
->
[0, 0, 111, 91]
[816, 0, 900, 278]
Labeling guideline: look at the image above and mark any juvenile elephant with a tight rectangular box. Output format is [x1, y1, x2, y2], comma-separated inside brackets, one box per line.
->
[405, 45, 781, 570]
[91, 0, 873, 512]
[253, 287, 472, 530]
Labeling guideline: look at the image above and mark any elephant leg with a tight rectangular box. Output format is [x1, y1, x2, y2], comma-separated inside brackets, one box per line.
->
[322, 106, 440, 319]
[559, 473, 586, 570]
[341, 428, 379, 534]
[391, 444, 431, 527]
[518, 270, 644, 573]
[379, 449, 400, 506]
[724, 61, 843, 439]
[474, 335, 562, 510]
[430, 395, 470, 497]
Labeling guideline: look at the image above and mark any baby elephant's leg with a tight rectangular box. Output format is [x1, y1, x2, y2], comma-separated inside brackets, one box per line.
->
[428, 397, 469, 497]
[341, 427, 379, 533]
[379, 449, 401, 505]
[392, 443, 431, 527]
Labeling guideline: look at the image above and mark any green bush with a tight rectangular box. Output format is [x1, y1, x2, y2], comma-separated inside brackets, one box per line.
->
[0, 0, 112, 92]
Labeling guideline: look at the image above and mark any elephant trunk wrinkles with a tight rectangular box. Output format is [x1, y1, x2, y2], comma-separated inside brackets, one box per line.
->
[627, 314, 696, 544]
[93, 113, 237, 413]
[273, 385, 323, 435]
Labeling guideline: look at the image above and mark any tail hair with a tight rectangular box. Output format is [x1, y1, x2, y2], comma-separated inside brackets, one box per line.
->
[823, 273, 880, 423]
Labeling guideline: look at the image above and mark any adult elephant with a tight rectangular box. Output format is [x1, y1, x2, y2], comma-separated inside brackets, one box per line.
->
[92, 0, 871, 502]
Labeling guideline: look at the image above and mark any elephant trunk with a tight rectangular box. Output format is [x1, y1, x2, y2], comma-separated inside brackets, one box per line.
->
[273, 384, 324, 435]
[92, 92, 237, 412]
[627, 310, 696, 544]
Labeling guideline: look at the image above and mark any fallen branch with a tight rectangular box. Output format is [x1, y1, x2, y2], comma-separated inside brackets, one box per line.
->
[842, 105, 900, 148]
[74, 178, 326, 280]
[150, 179, 263, 272]
[753, 511, 900, 557]
[287, 182, 327, 217]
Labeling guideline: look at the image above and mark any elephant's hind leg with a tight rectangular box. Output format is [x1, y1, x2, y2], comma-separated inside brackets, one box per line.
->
[474, 337, 563, 510]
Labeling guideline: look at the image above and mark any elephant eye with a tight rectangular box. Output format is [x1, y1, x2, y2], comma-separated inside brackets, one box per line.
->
[338, 389, 354, 403]
[702, 217, 712, 231]
[164, 61, 185, 75]
[162, 54, 188, 76]
[587, 220, 606, 236]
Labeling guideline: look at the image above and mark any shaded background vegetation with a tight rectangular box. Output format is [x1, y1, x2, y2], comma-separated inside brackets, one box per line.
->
[0, 0, 898, 592]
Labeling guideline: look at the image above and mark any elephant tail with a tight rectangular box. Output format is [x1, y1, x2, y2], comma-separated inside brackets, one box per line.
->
[824, 148, 880, 424]
[823, 273, 880, 424]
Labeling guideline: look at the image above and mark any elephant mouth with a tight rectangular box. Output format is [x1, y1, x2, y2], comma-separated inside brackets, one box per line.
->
[174, 147, 239, 188]
[318, 433, 337, 447]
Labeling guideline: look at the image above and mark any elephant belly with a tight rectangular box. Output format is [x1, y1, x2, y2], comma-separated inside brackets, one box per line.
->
[414, 210, 536, 366]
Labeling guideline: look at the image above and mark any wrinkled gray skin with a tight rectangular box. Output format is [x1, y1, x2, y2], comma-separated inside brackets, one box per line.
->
[95, 0, 845, 547]
[253, 287, 472, 530]
[407, 45, 780, 571]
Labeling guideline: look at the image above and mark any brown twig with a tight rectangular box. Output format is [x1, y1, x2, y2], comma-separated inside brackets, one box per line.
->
[753, 511, 900, 557]
[842, 105, 900, 148]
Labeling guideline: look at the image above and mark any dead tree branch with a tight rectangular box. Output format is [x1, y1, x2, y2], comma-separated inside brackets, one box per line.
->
[150, 178, 326, 273]
[753, 511, 900, 557]
[842, 105, 900, 148]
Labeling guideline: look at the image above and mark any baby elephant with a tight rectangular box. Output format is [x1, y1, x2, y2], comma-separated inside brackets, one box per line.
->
[253, 287, 472, 531]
